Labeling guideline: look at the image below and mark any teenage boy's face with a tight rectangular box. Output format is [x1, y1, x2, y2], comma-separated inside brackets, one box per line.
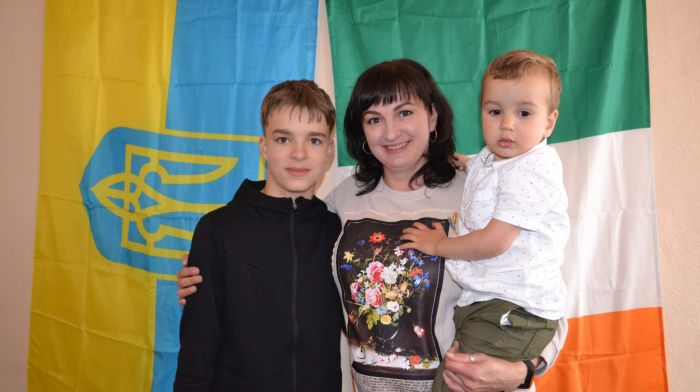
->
[259, 106, 334, 200]
[481, 73, 558, 160]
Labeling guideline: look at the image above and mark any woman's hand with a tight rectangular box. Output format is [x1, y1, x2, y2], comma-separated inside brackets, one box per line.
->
[176, 254, 203, 306]
[441, 342, 529, 392]
[450, 152, 470, 172]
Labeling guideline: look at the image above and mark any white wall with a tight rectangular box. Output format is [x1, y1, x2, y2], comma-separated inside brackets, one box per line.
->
[0, 1, 43, 391]
[647, 1, 700, 389]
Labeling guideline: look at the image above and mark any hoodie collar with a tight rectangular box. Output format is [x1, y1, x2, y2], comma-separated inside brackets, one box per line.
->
[231, 179, 326, 213]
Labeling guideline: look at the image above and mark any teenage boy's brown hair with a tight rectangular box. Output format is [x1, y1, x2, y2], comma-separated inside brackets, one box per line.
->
[482, 49, 562, 111]
[260, 80, 336, 132]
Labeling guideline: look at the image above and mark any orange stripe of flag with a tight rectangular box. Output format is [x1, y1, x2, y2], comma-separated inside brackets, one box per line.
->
[537, 307, 668, 391]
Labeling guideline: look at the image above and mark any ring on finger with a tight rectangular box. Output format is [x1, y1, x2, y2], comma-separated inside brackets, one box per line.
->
[469, 353, 476, 363]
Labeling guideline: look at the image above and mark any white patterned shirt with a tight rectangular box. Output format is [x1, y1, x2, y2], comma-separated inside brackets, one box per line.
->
[447, 140, 569, 320]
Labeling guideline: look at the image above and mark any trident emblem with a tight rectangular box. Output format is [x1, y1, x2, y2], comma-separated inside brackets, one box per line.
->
[80, 127, 262, 274]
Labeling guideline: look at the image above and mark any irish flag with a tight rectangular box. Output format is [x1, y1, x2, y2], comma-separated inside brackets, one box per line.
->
[29, 0, 666, 390]
[327, 0, 666, 390]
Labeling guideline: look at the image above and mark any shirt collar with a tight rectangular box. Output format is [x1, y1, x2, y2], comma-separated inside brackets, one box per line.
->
[483, 139, 549, 169]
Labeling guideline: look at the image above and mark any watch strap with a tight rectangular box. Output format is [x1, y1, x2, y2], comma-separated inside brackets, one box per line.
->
[517, 359, 536, 389]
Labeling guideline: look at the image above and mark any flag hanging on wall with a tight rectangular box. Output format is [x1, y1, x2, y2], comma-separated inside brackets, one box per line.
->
[327, 0, 667, 390]
[29, 0, 319, 390]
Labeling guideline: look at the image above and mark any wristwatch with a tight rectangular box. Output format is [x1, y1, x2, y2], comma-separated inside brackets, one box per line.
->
[517, 359, 536, 389]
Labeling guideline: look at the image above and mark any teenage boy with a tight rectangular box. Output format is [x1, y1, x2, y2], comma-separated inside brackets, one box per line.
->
[174, 80, 343, 391]
[401, 50, 569, 391]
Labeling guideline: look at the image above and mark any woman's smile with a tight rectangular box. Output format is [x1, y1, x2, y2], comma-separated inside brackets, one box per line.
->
[383, 141, 410, 152]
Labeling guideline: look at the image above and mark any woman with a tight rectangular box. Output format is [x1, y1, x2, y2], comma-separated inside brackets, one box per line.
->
[177, 59, 565, 391]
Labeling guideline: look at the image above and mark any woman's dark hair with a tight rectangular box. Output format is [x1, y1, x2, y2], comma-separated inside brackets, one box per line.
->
[344, 59, 456, 195]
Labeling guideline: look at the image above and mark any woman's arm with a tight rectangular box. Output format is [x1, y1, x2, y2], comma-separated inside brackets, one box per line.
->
[534, 317, 567, 375]
[441, 319, 568, 391]
[176, 254, 202, 306]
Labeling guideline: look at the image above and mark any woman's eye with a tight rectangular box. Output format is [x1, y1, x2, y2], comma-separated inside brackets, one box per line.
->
[399, 110, 413, 117]
[518, 111, 532, 118]
[365, 117, 380, 125]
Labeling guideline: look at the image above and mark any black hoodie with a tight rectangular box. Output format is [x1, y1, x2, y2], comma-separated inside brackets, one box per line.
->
[175, 180, 343, 392]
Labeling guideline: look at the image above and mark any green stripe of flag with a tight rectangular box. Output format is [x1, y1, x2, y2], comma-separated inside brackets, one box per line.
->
[327, 0, 650, 165]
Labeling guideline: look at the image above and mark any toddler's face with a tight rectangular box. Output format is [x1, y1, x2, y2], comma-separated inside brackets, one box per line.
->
[481, 73, 558, 160]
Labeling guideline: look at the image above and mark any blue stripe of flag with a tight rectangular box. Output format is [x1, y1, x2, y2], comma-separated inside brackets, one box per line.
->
[166, 0, 320, 134]
[153, 1, 319, 390]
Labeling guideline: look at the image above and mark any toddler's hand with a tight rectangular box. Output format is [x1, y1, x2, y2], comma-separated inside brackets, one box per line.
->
[399, 222, 446, 256]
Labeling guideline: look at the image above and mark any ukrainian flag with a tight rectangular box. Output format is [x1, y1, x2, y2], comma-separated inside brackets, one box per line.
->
[30, 0, 319, 390]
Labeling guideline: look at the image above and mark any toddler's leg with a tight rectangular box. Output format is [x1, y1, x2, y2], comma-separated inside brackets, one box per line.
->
[451, 299, 558, 360]
[452, 300, 516, 358]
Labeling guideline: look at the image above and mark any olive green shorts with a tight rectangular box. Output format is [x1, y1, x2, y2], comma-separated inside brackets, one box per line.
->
[451, 298, 558, 361]
[432, 299, 558, 392]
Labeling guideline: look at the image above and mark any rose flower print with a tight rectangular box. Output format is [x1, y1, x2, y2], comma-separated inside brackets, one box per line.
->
[340, 232, 433, 330]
